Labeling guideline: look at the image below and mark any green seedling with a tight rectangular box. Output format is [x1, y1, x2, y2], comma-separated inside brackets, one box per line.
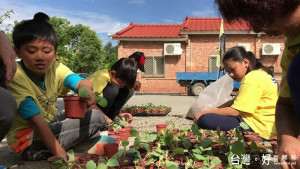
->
[79, 88, 107, 107]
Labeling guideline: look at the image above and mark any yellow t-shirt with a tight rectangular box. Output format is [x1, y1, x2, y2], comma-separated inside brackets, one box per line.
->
[279, 33, 300, 97]
[86, 69, 111, 96]
[7, 60, 73, 147]
[231, 69, 278, 139]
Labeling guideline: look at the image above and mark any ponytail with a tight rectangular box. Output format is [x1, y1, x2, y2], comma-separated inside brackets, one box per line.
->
[223, 46, 274, 76]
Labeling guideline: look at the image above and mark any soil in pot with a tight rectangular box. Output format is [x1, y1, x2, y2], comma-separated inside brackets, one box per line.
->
[118, 157, 132, 167]
[104, 143, 119, 159]
[79, 153, 99, 166]
[63, 96, 87, 118]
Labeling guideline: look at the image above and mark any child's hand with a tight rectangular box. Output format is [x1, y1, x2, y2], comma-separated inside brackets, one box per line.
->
[133, 81, 141, 91]
[119, 113, 133, 123]
[79, 87, 96, 107]
[12, 127, 34, 153]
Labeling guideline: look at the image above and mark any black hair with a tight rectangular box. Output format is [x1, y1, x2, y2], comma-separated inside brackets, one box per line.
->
[223, 46, 274, 76]
[129, 51, 144, 61]
[33, 12, 50, 22]
[110, 58, 137, 88]
[215, 0, 300, 29]
[12, 19, 59, 50]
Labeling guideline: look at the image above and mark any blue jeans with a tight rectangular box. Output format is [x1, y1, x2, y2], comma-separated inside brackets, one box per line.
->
[28, 109, 107, 151]
[197, 113, 253, 132]
[287, 52, 300, 121]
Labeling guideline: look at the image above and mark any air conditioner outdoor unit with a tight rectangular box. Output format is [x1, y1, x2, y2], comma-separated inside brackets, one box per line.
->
[262, 43, 281, 55]
[164, 43, 183, 55]
[238, 43, 251, 51]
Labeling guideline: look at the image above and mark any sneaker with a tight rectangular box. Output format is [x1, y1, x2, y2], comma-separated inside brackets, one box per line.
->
[22, 149, 52, 161]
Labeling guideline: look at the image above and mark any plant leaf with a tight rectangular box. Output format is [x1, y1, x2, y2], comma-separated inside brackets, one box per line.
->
[239, 122, 249, 130]
[96, 163, 107, 169]
[165, 161, 178, 168]
[67, 149, 75, 161]
[173, 148, 184, 155]
[201, 138, 212, 148]
[211, 157, 222, 165]
[130, 129, 139, 137]
[96, 96, 108, 107]
[86, 160, 96, 169]
[145, 134, 157, 142]
[191, 124, 201, 136]
[231, 141, 246, 157]
[121, 140, 129, 147]
[79, 88, 89, 98]
[183, 139, 191, 149]
[106, 159, 119, 167]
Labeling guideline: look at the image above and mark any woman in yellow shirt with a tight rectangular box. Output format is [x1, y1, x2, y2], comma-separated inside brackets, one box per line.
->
[194, 46, 278, 140]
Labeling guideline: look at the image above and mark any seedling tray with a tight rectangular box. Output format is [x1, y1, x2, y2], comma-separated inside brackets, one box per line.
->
[131, 108, 171, 116]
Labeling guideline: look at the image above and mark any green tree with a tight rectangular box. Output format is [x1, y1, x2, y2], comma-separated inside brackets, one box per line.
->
[103, 41, 118, 65]
[72, 25, 105, 73]
[50, 18, 105, 73]
[0, 9, 14, 42]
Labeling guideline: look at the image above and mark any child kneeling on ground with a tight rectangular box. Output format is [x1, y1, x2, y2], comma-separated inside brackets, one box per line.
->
[7, 19, 109, 160]
[87, 58, 137, 123]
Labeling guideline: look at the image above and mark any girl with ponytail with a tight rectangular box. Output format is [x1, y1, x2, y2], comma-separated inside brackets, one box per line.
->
[194, 46, 278, 140]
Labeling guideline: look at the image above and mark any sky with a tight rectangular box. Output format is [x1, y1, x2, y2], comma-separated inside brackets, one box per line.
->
[0, 0, 220, 46]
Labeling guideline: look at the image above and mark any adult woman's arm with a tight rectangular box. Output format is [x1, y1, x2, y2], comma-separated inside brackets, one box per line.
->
[0, 31, 16, 86]
[276, 96, 300, 169]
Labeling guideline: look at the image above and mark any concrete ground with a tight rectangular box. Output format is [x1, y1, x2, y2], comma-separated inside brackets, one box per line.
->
[0, 95, 281, 169]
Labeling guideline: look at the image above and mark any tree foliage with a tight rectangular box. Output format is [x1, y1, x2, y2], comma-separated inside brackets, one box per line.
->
[103, 41, 118, 64]
[49, 17, 117, 74]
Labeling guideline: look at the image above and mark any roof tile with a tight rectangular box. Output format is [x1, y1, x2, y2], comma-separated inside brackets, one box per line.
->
[112, 17, 252, 38]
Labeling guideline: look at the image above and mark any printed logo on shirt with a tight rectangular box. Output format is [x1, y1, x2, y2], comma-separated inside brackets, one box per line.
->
[271, 78, 278, 84]
[36, 93, 58, 113]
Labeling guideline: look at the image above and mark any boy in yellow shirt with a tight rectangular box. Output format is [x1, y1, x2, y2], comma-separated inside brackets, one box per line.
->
[7, 19, 108, 160]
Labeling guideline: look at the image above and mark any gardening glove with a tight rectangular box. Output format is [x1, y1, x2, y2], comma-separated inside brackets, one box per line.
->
[12, 127, 34, 153]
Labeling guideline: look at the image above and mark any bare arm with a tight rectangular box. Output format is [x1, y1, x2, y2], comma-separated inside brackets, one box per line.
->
[217, 99, 234, 108]
[276, 96, 300, 139]
[0, 31, 16, 86]
[276, 96, 300, 169]
[28, 115, 67, 158]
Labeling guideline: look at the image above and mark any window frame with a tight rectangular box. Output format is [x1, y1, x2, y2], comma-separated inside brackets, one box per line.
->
[142, 55, 165, 78]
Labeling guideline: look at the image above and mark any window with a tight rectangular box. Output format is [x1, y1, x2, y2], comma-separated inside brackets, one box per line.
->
[143, 56, 165, 77]
[209, 55, 219, 72]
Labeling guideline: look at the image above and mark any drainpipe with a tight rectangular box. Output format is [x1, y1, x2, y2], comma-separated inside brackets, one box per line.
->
[189, 36, 192, 72]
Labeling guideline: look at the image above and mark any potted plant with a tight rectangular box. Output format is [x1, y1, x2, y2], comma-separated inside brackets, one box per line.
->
[84, 157, 119, 169]
[48, 150, 80, 169]
[63, 88, 107, 119]
[130, 129, 157, 158]
[156, 124, 167, 135]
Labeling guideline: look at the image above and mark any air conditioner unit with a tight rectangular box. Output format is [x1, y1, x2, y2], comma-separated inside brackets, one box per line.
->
[238, 43, 250, 51]
[164, 43, 183, 55]
[262, 43, 281, 55]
